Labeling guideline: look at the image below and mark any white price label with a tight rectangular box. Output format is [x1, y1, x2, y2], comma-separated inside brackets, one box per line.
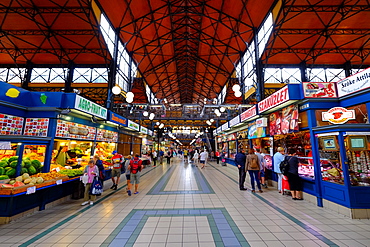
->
[26, 186, 36, 194]
[55, 167, 60, 172]
[56, 179, 62, 185]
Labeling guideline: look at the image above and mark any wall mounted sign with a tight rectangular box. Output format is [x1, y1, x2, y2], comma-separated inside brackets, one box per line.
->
[56, 120, 96, 140]
[140, 126, 148, 134]
[258, 86, 289, 113]
[96, 129, 118, 142]
[229, 115, 240, 127]
[240, 105, 257, 122]
[322, 107, 355, 124]
[109, 112, 127, 126]
[24, 118, 49, 137]
[75, 95, 108, 119]
[256, 118, 268, 127]
[302, 82, 337, 98]
[221, 122, 229, 131]
[148, 130, 153, 136]
[0, 113, 23, 136]
[127, 120, 140, 131]
[337, 67, 370, 97]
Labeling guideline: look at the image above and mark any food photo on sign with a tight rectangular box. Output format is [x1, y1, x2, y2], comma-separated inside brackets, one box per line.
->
[269, 112, 281, 136]
[281, 105, 299, 134]
[303, 82, 337, 98]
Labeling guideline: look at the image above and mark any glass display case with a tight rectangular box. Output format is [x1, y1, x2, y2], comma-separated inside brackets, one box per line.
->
[229, 141, 237, 159]
[345, 135, 370, 186]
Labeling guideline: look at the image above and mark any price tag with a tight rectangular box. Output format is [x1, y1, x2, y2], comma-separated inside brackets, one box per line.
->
[56, 179, 62, 185]
[26, 186, 36, 194]
[55, 167, 60, 172]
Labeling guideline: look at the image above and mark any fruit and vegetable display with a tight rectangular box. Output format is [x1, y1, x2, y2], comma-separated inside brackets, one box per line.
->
[0, 156, 43, 178]
[59, 169, 84, 177]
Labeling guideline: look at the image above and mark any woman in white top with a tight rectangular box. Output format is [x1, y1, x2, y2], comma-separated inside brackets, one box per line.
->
[193, 150, 199, 166]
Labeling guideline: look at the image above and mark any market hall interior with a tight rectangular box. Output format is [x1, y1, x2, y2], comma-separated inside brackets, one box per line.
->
[0, 158, 369, 247]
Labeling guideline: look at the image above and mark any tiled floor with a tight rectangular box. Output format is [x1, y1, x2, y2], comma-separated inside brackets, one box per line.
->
[1, 157, 370, 247]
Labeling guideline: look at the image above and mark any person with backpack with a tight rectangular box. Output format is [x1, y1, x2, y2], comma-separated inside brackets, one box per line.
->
[245, 149, 263, 193]
[285, 149, 303, 200]
[127, 154, 143, 195]
[93, 155, 105, 194]
[124, 155, 132, 195]
[273, 147, 285, 193]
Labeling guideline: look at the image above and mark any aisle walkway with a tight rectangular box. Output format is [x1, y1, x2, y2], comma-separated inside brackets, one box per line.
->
[0, 158, 369, 247]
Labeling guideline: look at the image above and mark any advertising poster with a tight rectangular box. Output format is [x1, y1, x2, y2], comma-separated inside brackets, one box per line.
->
[302, 82, 337, 98]
[24, 118, 49, 137]
[281, 104, 299, 134]
[96, 129, 118, 142]
[56, 120, 96, 140]
[248, 121, 266, 139]
[269, 112, 281, 136]
[0, 113, 24, 136]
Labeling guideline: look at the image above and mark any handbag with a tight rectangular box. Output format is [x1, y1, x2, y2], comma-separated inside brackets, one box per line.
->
[90, 176, 103, 195]
[222, 159, 226, 163]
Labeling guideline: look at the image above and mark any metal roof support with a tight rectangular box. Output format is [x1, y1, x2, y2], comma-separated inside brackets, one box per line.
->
[65, 62, 74, 93]
[107, 28, 121, 110]
[253, 28, 264, 102]
[299, 61, 307, 83]
[22, 61, 32, 90]
[344, 61, 352, 77]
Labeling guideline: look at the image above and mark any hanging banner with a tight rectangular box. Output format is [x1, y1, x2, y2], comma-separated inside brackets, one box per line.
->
[229, 115, 240, 127]
[140, 126, 148, 134]
[221, 122, 229, 131]
[75, 95, 107, 119]
[322, 107, 355, 124]
[337, 67, 370, 97]
[240, 105, 257, 122]
[302, 82, 337, 98]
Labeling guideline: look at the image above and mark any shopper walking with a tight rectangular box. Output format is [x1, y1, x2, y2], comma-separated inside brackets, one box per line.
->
[199, 149, 209, 169]
[111, 150, 123, 190]
[235, 149, 247, 190]
[273, 147, 285, 193]
[255, 148, 267, 188]
[215, 150, 220, 164]
[127, 154, 143, 195]
[81, 159, 99, 206]
[93, 155, 105, 192]
[124, 155, 132, 195]
[152, 150, 157, 166]
[285, 149, 303, 200]
[193, 150, 199, 166]
[159, 149, 164, 165]
[246, 149, 263, 193]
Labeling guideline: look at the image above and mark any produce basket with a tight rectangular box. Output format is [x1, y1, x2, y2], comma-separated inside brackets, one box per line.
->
[0, 187, 12, 195]
[12, 185, 30, 195]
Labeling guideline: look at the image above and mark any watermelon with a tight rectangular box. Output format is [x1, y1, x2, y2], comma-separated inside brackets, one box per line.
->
[8, 156, 18, 163]
[21, 168, 28, 175]
[0, 167, 4, 175]
[31, 160, 42, 169]
[0, 174, 9, 180]
[28, 165, 37, 175]
[9, 161, 18, 169]
[13, 181, 25, 187]
[22, 157, 31, 161]
[5, 167, 12, 171]
[5, 168, 16, 178]
[1, 158, 9, 163]
[0, 161, 7, 167]
[1, 183, 13, 188]
[23, 160, 32, 168]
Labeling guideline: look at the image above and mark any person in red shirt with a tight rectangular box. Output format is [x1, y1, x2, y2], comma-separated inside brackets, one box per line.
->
[127, 154, 143, 195]
[111, 151, 123, 190]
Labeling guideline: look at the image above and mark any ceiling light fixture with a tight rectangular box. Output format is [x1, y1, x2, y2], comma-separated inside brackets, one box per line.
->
[112, 86, 122, 95]
[220, 106, 226, 113]
[232, 84, 241, 92]
[234, 91, 242, 97]
[143, 111, 149, 117]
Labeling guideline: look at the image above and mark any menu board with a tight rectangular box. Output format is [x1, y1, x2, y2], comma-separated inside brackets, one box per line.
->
[24, 118, 49, 137]
[55, 120, 96, 140]
[0, 113, 24, 136]
[96, 129, 118, 142]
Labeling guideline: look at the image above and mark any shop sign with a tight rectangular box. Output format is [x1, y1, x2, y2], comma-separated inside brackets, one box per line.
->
[240, 105, 257, 122]
[109, 112, 127, 126]
[302, 82, 337, 98]
[0, 113, 24, 136]
[322, 107, 355, 124]
[96, 129, 118, 142]
[227, 133, 236, 141]
[148, 130, 153, 136]
[128, 120, 140, 131]
[337, 67, 370, 97]
[217, 127, 222, 133]
[256, 118, 268, 127]
[229, 115, 240, 127]
[24, 118, 49, 137]
[258, 86, 289, 113]
[140, 126, 148, 134]
[248, 121, 266, 139]
[0, 142, 11, 149]
[221, 122, 229, 131]
[55, 120, 96, 140]
[75, 95, 107, 119]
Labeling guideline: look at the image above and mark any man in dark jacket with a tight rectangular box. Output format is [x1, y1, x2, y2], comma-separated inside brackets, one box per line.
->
[235, 149, 247, 190]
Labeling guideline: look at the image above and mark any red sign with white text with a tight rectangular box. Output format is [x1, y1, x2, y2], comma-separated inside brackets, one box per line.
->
[258, 86, 289, 113]
[240, 105, 257, 122]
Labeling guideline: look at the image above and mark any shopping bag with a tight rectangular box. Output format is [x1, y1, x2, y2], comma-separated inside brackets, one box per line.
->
[222, 159, 226, 163]
[90, 177, 103, 195]
[80, 173, 88, 185]
[282, 175, 290, 193]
